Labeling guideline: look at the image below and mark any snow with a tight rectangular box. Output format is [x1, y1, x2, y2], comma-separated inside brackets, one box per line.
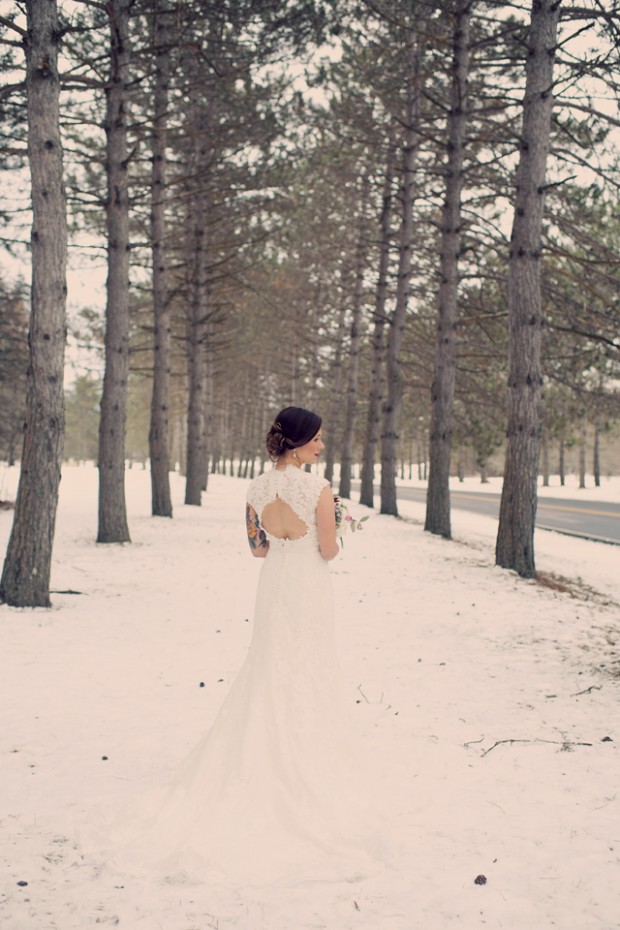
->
[1, 464, 619, 929]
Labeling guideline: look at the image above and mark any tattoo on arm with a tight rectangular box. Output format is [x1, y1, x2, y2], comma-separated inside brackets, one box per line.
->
[246, 504, 268, 550]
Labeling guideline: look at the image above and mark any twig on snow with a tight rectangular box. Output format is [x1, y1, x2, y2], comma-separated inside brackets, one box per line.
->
[464, 736, 485, 749]
[356, 684, 384, 704]
[572, 684, 602, 697]
[356, 684, 370, 703]
[481, 738, 593, 757]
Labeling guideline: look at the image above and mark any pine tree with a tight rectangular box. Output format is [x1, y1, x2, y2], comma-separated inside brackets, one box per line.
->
[425, 0, 473, 538]
[1, 0, 67, 606]
[496, 0, 561, 578]
[97, 0, 132, 543]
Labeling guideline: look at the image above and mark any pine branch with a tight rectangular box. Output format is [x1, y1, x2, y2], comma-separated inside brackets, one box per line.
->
[0, 14, 27, 38]
[0, 81, 25, 100]
[547, 323, 620, 352]
[560, 100, 620, 130]
[60, 73, 104, 89]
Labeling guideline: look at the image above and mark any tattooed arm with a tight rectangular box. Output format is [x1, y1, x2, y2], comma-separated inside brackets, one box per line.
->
[246, 503, 269, 558]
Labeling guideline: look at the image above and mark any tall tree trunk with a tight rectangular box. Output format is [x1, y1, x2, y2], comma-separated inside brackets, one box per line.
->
[1, 0, 67, 607]
[339, 173, 370, 500]
[184, 47, 210, 506]
[323, 297, 348, 485]
[578, 415, 587, 488]
[424, 0, 472, 538]
[559, 438, 565, 486]
[184, 269, 209, 504]
[380, 27, 422, 515]
[148, 0, 173, 518]
[97, 0, 131, 543]
[305, 296, 320, 414]
[495, 0, 560, 578]
[360, 143, 395, 508]
[593, 420, 601, 487]
[541, 425, 550, 486]
[200, 328, 214, 491]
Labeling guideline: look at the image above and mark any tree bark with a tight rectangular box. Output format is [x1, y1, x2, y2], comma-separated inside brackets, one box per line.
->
[495, 0, 560, 578]
[148, 0, 173, 518]
[360, 143, 395, 508]
[184, 45, 211, 507]
[339, 173, 370, 500]
[578, 415, 586, 488]
[97, 0, 131, 543]
[323, 297, 348, 485]
[380, 26, 422, 516]
[1, 0, 67, 607]
[201, 331, 214, 490]
[424, 0, 472, 538]
[305, 297, 320, 415]
[541, 426, 550, 486]
[593, 421, 600, 487]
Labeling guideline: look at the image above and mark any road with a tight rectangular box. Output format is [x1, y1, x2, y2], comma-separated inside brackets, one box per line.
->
[352, 484, 620, 545]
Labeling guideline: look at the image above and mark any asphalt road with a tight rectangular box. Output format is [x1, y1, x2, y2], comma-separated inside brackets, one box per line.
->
[353, 484, 620, 545]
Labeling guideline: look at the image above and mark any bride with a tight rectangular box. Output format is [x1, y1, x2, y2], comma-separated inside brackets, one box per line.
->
[97, 406, 381, 886]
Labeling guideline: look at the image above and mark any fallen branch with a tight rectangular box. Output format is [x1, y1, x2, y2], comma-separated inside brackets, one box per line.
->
[572, 684, 602, 697]
[481, 738, 592, 757]
[464, 736, 485, 749]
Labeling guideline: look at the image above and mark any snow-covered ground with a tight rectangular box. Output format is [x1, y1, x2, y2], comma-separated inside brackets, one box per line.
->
[1, 465, 619, 930]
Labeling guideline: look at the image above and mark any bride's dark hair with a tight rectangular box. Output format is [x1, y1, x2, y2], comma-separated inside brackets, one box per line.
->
[265, 406, 322, 460]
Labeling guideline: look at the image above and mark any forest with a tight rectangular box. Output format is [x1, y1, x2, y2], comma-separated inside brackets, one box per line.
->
[0, 0, 619, 607]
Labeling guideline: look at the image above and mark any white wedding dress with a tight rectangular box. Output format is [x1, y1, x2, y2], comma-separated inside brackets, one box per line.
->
[93, 465, 384, 886]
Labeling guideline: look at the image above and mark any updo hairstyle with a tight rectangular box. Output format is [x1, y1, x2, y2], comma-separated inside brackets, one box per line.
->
[265, 406, 322, 461]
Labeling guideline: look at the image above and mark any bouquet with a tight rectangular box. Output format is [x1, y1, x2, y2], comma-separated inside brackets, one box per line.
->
[333, 496, 369, 546]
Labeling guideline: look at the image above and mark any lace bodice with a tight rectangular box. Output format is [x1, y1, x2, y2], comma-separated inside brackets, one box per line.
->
[246, 466, 330, 543]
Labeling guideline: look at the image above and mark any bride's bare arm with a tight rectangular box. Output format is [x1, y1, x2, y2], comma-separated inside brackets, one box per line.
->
[316, 485, 339, 561]
[246, 503, 269, 557]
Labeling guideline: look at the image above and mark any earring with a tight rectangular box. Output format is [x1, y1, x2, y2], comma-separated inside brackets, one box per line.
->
[293, 451, 298, 460]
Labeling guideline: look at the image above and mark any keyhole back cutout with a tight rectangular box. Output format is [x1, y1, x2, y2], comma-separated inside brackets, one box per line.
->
[261, 495, 308, 541]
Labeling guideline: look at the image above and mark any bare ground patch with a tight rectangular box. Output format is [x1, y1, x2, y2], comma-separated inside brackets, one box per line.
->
[535, 570, 619, 610]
